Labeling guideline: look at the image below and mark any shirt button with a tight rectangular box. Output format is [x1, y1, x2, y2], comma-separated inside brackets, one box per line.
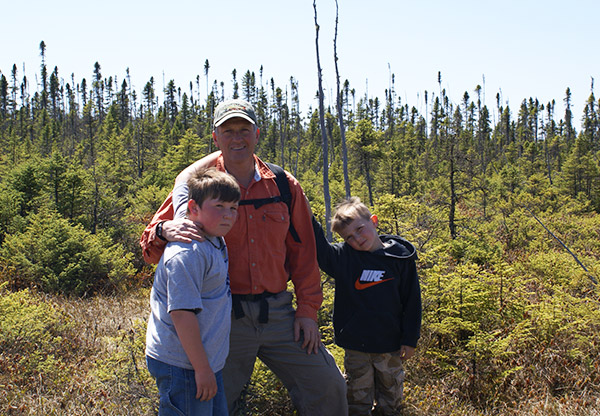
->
[250, 239, 254, 243]
[252, 263, 256, 267]
[254, 286, 258, 290]
[249, 214, 253, 219]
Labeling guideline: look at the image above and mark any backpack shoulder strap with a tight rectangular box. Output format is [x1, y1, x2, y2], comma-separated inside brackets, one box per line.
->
[265, 163, 291, 205]
[265, 163, 301, 243]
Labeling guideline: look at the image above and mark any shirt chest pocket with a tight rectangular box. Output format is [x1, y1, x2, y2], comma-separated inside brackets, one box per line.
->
[260, 206, 290, 241]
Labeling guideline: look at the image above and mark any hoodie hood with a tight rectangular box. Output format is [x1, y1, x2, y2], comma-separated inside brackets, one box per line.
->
[377, 235, 417, 260]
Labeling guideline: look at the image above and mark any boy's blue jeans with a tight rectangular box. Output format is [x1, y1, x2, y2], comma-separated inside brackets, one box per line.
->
[147, 356, 228, 416]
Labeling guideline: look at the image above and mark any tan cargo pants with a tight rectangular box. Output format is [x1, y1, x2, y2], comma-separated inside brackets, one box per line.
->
[344, 348, 405, 416]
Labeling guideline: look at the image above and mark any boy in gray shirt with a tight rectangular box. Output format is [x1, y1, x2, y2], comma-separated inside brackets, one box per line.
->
[146, 168, 240, 416]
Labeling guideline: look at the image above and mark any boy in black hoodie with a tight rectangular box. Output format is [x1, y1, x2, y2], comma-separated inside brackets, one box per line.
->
[312, 197, 422, 416]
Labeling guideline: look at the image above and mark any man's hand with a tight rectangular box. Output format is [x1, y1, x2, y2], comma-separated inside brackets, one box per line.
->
[194, 368, 218, 401]
[160, 218, 206, 243]
[400, 345, 416, 360]
[294, 317, 322, 355]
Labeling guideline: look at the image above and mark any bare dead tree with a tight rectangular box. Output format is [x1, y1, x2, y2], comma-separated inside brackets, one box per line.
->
[291, 77, 302, 178]
[313, 0, 332, 240]
[334, 0, 351, 198]
[528, 209, 598, 286]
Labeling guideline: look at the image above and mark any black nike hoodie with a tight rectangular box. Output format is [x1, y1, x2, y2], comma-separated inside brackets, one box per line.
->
[313, 217, 422, 353]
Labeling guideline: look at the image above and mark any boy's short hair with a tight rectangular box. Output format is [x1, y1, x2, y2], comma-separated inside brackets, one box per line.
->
[187, 167, 241, 208]
[331, 197, 372, 234]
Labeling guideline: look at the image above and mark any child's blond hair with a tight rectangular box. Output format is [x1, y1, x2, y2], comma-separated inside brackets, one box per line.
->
[331, 197, 373, 234]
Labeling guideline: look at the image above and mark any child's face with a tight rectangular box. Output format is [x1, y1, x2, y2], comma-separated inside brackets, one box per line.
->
[188, 198, 239, 237]
[338, 215, 383, 252]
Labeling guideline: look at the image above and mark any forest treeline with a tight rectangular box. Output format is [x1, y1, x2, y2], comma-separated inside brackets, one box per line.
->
[1, 46, 598, 212]
[1, 42, 600, 414]
[1, 45, 599, 271]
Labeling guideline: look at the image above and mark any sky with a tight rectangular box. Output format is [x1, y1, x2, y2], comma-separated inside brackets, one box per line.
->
[1, 0, 598, 128]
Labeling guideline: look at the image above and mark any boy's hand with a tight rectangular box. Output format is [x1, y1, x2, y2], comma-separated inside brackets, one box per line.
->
[195, 369, 217, 401]
[160, 218, 206, 243]
[294, 317, 322, 355]
[400, 345, 415, 360]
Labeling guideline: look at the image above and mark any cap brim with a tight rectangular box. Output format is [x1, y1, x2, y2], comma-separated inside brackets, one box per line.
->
[214, 112, 256, 127]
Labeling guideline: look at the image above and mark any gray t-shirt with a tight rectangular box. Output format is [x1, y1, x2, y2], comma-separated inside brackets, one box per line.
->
[145, 237, 232, 372]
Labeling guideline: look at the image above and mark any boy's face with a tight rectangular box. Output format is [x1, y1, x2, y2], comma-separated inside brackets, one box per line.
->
[338, 215, 383, 252]
[188, 198, 239, 237]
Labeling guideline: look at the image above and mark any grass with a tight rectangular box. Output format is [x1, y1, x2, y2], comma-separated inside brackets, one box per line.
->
[1, 284, 600, 415]
[0, 286, 156, 415]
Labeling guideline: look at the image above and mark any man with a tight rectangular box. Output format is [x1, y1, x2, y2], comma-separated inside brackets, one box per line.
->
[140, 99, 347, 415]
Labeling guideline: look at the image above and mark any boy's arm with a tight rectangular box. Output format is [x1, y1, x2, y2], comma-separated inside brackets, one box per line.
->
[400, 259, 422, 348]
[170, 310, 217, 401]
[311, 215, 338, 278]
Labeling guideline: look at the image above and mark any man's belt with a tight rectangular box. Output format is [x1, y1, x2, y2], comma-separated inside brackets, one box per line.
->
[231, 292, 279, 324]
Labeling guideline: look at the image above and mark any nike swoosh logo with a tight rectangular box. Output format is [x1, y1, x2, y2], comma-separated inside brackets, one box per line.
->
[355, 278, 393, 290]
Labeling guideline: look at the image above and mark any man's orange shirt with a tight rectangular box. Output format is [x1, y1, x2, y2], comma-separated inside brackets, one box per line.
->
[140, 155, 323, 321]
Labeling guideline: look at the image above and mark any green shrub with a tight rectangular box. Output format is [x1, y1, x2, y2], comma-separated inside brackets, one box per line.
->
[0, 210, 135, 296]
[0, 283, 76, 385]
[93, 318, 157, 413]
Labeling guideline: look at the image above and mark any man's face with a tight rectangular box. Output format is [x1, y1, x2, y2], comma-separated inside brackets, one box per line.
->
[213, 118, 259, 165]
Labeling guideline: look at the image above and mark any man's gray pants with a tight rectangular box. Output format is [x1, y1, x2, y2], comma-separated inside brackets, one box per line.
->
[223, 291, 348, 415]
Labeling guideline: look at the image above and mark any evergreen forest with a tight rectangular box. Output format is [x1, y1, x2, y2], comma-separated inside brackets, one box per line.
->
[1, 41, 600, 415]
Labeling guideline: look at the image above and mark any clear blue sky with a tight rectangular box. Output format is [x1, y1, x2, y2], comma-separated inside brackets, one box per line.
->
[2, 0, 598, 128]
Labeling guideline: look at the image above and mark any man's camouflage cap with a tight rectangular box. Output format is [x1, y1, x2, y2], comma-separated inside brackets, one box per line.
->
[213, 99, 257, 128]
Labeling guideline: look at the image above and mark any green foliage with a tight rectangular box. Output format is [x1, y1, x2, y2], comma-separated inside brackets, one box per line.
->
[160, 128, 209, 180]
[0, 182, 23, 244]
[7, 157, 46, 216]
[0, 210, 135, 295]
[0, 283, 76, 384]
[93, 318, 156, 410]
[2, 49, 600, 414]
[240, 360, 296, 415]
[46, 152, 93, 224]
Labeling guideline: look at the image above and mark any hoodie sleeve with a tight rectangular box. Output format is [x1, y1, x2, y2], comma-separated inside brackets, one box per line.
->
[311, 216, 339, 279]
[399, 258, 422, 347]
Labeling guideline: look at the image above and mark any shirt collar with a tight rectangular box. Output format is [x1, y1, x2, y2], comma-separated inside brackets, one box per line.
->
[253, 163, 262, 182]
[216, 154, 264, 184]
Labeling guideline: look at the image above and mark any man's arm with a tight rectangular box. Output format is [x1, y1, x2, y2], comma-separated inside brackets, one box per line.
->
[139, 192, 173, 264]
[284, 175, 323, 320]
[139, 152, 221, 264]
[283, 174, 325, 354]
[175, 151, 221, 185]
[139, 192, 207, 263]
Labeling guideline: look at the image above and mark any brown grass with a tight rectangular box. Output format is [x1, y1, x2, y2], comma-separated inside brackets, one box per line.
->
[2, 287, 600, 415]
[0, 288, 156, 416]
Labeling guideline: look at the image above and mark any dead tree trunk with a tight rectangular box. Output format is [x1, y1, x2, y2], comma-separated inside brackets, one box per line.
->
[313, 0, 332, 241]
[334, 0, 351, 198]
